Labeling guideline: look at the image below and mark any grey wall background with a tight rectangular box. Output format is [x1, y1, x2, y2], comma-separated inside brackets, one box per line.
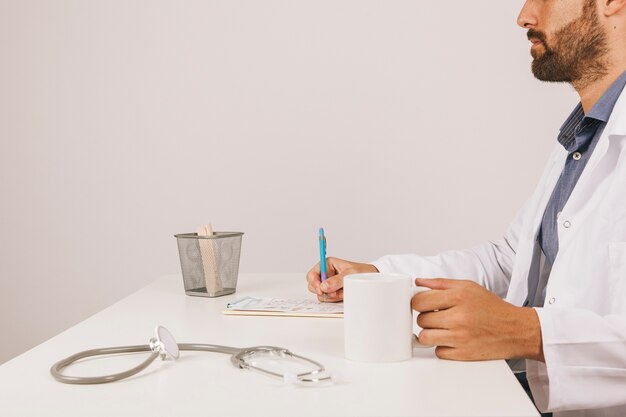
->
[0, 0, 576, 364]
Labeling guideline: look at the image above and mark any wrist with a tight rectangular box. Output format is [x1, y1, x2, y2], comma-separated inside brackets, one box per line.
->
[513, 307, 545, 362]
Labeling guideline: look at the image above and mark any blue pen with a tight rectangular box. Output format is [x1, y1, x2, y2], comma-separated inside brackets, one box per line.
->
[319, 228, 327, 281]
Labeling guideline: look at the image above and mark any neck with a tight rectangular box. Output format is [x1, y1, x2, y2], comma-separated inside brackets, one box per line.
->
[574, 53, 626, 113]
[575, 70, 614, 113]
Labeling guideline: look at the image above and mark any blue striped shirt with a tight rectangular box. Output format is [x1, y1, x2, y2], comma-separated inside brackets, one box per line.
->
[534, 70, 626, 303]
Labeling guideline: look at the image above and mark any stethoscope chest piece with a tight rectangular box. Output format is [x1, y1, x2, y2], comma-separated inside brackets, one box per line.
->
[149, 326, 180, 360]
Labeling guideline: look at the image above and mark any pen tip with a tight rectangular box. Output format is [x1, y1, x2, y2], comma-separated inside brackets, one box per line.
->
[319, 227, 324, 235]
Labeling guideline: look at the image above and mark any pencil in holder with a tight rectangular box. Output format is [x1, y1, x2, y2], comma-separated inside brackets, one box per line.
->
[174, 232, 244, 297]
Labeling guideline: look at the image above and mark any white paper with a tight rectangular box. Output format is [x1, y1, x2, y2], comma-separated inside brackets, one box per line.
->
[227, 297, 343, 314]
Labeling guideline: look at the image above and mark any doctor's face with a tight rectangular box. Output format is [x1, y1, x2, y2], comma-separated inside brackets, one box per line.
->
[517, 0, 608, 86]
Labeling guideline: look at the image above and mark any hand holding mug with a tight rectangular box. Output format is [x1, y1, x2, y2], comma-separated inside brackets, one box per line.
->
[411, 278, 544, 362]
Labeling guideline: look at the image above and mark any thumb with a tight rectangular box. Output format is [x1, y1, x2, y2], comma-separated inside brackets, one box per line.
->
[414, 278, 456, 290]
[320, 273, 346, 293]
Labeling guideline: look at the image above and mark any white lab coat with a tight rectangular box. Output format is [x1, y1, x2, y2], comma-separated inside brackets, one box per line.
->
[372, 88, 626, 416]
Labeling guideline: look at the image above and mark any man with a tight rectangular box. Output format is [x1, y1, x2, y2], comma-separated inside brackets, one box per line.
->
[305, 1, 626, 416]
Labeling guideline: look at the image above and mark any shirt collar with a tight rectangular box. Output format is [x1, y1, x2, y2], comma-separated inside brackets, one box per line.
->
[557, 104, 585, 150]
[587, 69, 626, 123]
[557, 69, 626, 150]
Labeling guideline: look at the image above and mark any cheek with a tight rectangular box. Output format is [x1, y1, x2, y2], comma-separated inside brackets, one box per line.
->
[541, 0, 585, 39]
[556, 0, 584, 23]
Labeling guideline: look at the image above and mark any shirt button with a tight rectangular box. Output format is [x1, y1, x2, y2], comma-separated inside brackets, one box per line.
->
[573, 152, 582, 161]
[563, 220, 572, 228]
[548, 297, 556, 304]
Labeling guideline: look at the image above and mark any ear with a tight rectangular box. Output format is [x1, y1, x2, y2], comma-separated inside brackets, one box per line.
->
[603, 0, 626, 17]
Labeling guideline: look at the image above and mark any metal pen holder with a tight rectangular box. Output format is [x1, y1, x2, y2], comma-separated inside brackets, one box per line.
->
[174, 232, 244, 297]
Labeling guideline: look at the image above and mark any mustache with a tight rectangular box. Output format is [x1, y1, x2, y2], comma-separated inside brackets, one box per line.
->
[527, 29, 547, 44]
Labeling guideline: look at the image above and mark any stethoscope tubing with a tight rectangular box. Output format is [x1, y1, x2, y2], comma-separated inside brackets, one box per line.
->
[50, 345, 158, 384]
[50, 343, 331, 385]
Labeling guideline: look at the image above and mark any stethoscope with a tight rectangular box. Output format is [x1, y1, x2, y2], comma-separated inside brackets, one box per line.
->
[50, 326, 332, 385]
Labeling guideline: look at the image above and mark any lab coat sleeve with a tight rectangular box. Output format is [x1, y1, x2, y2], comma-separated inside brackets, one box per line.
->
[371, 202, 528, 298]
[528, 308, 626, 412]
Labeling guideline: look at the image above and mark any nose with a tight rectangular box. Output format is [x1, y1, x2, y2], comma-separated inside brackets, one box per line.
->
[517, 0, 538, 29]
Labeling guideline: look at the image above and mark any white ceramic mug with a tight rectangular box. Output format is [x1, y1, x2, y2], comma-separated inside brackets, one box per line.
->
[343, 273, 427, 362]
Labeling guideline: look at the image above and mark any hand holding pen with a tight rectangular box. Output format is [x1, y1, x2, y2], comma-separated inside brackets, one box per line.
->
[306, 228, 379, 303]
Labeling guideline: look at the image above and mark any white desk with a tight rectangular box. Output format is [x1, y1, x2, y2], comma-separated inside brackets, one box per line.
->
[0, 274, 539, 417]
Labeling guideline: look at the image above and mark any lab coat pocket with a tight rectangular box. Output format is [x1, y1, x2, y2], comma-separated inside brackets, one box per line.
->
[608, 242, 626, 312]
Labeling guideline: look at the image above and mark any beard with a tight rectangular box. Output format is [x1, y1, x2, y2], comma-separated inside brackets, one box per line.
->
[528, 1, 609, 88]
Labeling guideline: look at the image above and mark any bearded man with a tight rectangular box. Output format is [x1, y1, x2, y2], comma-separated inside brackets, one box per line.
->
[305, 1, 626, 416]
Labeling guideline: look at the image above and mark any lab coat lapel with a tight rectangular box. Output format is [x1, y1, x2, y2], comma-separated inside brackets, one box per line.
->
[508, 90, 626, 306]
[558, 133, 611, 216]
[557, 90, 626, 252]
[506, 148, 565, 305]
[528, 152, 565, 240]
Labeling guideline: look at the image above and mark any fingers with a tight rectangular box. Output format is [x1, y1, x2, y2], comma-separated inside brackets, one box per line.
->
[307, 257, 378, 300]
[306, 263, 322, 295]
[320, 273, 344, 294]
[434, 346, 459, 360]
[326, 258, 338, 276]
[414, 278, 460, 290]
[317, 289, 343, 303]
[319, 257, 375, 294]
[307, 280, 320, 296]
[416, 310, 455, 330]
[412, 289, 455, 312]
[418, 329, 455, 347]
[306, 258, 342, 296]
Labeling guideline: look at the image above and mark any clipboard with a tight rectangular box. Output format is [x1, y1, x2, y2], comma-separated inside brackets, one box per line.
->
[223, 296, 343, 318]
